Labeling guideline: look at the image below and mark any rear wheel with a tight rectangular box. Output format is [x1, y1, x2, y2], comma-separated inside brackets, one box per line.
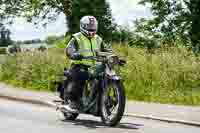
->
[100, 81, 126, 126]
[62, 81, 79, 120]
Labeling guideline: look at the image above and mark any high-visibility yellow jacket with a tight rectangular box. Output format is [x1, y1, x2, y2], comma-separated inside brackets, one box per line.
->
[67, 32, 103, 66]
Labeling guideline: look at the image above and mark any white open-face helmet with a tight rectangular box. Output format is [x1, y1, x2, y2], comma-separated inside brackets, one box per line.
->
[80, 16, 98, 38]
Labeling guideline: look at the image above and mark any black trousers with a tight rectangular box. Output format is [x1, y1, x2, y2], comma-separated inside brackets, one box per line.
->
[64, 64, 89, 102]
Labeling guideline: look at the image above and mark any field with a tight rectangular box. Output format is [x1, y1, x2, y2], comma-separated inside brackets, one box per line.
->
[1, 44, 200, 105]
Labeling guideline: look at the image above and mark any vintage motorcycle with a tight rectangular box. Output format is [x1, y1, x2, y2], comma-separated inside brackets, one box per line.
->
[54, 52, 126, 126]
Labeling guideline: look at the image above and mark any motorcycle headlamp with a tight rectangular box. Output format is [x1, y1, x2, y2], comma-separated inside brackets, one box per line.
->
[107, 55, 119, 66]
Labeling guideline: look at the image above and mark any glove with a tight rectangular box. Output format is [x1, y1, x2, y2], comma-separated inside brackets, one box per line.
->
[71, 53, 83, 60]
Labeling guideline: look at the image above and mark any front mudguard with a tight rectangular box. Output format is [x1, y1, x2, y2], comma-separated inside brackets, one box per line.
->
[107, 75, 124, 84]
[109, 75, 122, 81]
[101, 75, 123, 92]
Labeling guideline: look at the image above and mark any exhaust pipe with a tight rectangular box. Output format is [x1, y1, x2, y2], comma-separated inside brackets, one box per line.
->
[56, 104, 79, 114]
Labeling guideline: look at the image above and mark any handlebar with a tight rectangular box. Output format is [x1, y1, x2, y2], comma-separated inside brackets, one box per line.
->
[82, 56, 97, 60]
[74, 51, 126, 66]
[82, 55, 126, 66]
[82, 56, 104, 62]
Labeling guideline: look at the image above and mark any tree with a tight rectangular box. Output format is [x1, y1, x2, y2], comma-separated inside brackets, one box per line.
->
[0, 26, 12, 47]
[133, 18, 161, 50]
[45, 35, 60, 45]
[136, 0, 195, 46]
[111, 26, 134, 44]
[190, 0, 200, 52]
[0, 0, 115, 42]
[0, 0, 73, 33]
[0, 1, 13, 47]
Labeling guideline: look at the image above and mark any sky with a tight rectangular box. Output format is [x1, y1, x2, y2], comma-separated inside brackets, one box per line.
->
[9, 0, 152, 41]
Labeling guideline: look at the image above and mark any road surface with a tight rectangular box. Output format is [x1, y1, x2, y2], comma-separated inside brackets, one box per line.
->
[0, 99, 199, 133]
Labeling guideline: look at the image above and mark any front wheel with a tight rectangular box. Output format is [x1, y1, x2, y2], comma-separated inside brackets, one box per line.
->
[100, 81, 126, 126]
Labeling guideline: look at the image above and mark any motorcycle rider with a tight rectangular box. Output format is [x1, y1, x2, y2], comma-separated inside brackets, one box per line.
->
[64, 16, 112, 113]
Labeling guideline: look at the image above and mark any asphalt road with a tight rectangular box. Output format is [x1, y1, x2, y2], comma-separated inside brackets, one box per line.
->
[0, 99, 200, 133]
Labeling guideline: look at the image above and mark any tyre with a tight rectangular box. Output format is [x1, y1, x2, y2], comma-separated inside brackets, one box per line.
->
[100, 81, 126, 126]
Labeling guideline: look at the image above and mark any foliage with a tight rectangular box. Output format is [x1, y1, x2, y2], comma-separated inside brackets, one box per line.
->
[0, 1, 13, 47]
[38, 45, 47, 51]
[0, 47, 7, 54]
[1, 43, 200, 105]
[21, 39, 42, 44]
[45, 35, 64, 45]
[111, 26, 133, 44]
[190, 0, 200, 52]
[56, 35, 71, 49]
[0, 0, 67, 26]
[110, 24, 160, 52]
[7, 44, 21, 54]
[135, 0, 200, 49]
[0, 48, 69, 91]
[0, 0, 116, 42]
[15, 39, 42, 45]
[114, 44, 200, 105]
[0, 27, 13, 47]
